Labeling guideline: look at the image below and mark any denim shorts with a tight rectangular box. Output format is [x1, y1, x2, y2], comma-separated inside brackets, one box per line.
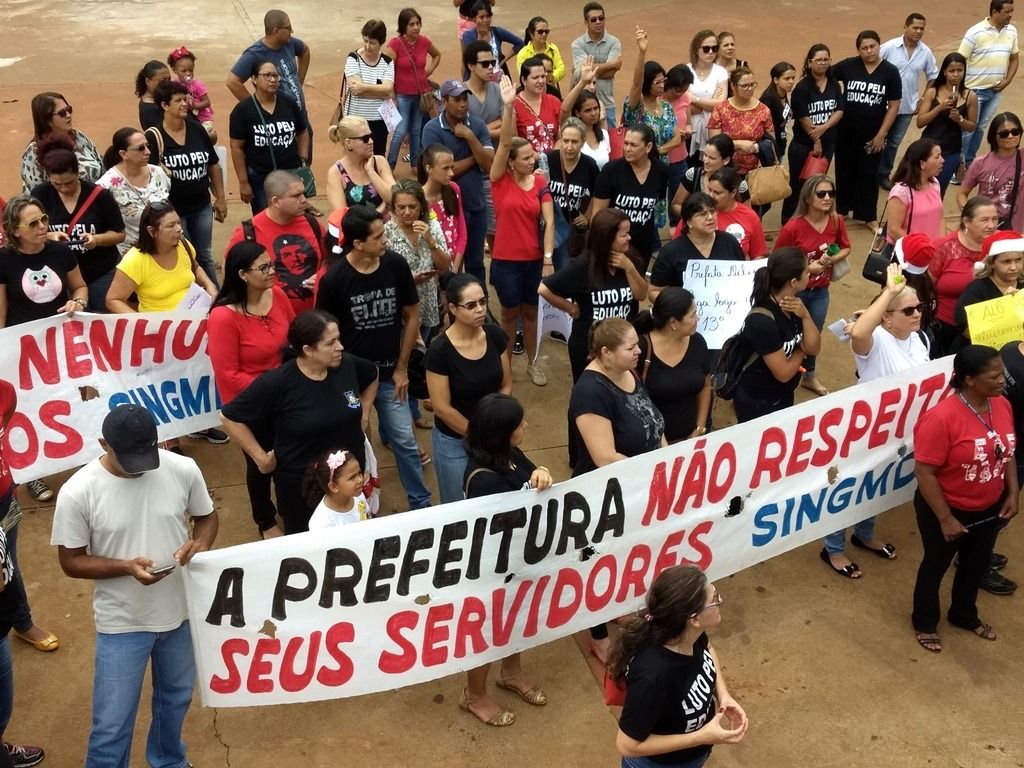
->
[489, 258, 542, 308]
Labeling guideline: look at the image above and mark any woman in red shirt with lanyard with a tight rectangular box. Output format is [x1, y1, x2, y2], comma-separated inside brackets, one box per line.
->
[208, 241, 295, 538]
[490, 75, 554, 386]
[912, 346, 1018, 653]
[513, 56, 561, 174]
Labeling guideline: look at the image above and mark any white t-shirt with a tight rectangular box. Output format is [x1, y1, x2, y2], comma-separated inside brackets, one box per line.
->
[582, 133, 612, 170]
[686, 63, 729, 154]
[51, 450, 214, 634]
[308, 493, 370, 530]
[343, 52, 395, 121]
[855, 325, 930, 382]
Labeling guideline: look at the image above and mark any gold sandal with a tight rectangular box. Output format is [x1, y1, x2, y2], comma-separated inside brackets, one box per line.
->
[458, 688, 516, 726]
[496, 675, 548, 706]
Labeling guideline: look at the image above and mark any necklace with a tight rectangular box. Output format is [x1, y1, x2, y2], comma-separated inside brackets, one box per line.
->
[958, 393, 1006, 461]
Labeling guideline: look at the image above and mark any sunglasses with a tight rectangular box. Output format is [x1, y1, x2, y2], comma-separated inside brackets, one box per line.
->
[997, 128, 1023, 138]
[701, 45, 719, 53]
[588, 15, 605, 21]
[349, 134, 373, 143]
[16, 214, 50, 230]
[476, 59, 496, 67]
[814, 189, 836, 199]
[130, 144, 149, 152]
[534, 29, 550, 35]
[51, 105, 74, 119]
[456, 298, 488, 310]
[889, 303, 924, 317]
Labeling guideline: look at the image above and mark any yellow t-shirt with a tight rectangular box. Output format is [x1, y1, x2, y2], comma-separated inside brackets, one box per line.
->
[116, 242, 196, 312]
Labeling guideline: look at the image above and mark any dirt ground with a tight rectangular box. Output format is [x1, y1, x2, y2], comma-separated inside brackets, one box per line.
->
[2, 1, 1024, 766]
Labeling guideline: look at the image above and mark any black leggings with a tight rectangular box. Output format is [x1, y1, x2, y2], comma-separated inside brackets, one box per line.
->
[243, 452, 279, 532]
[273, 475, 315, 535]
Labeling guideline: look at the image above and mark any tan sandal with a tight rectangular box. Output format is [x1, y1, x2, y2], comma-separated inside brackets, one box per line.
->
[801, 378, 830, 396]
[496, 675, 548, 706]
[458, 689, 516, 726]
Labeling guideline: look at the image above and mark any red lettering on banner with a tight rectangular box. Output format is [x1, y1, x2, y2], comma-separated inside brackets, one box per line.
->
[642, 442, 737, 526]
[210, 638, 249, 694]
[422, 603, 455, 667]
[62, 321, 92, 378]
[869, 388, 901, 448]
[683, 521, 714, 570]
[492, 581, 533, 646]
[378, 611, 419, 673]
[279, 632, 321, 693]
[89, 317, 129, 371]
[4, 412, 39, 469]
[454, 596, 488, 658]
[522, 575, 550, 638]
[130, 320, 173, 367]
[839, 400, 872, 458]
[171, 319, 207, 360]
[785, 415, 816, 475]
[643, 458, 683, 525]
[18, 327, 59, 389]
[40, 400, 82, 459]
[615, 544, 652, 603]
[918, 372, 950, 413]
[4, 401, 83, 469]
[246, 638, 280, 693]
[316, 621, 356, 687]
[750, 427, 787, 489]
[895, 382, 918, 438]
[653, 530, 686, 577]
[810, 407, 844, 466]
[546, 567, 583, 629]
[584, 555, 617, 613]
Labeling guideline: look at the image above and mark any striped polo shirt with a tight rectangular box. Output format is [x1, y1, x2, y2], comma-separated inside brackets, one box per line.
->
[959, 18, 1019, 89]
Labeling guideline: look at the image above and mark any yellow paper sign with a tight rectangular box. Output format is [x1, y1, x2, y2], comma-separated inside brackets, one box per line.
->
[965, 292, 1024, 349]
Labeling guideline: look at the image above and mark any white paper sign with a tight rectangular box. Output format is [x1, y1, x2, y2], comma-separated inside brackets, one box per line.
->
[682, 260, 762, 349]
[378, 100, 402, 133]
[176, 282, 213, 312]
[534, 294, 573, 361]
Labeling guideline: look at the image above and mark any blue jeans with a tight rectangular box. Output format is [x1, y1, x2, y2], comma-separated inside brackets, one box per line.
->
[387, 94, 426, 167]
[88, 268, 117, 312]
[796, 286, 829, 376]
[5, 521, 32, 634]
[463, 206, 488, 286]
[937, 151, 961, 199]
[823, 517, 879, 554]
[0, 637, 12, 738]
[605, 106, 617, 129]
[375, 379, 432, 509]
[667, 161, 688, 227]
[87, 621, 195, 768]
[180, 204, 218, 287]
[432, 426, 469, 505]
[963, 87, 1003, 167]
[878, 113, 914, 182]
[246, 166, 270, 215]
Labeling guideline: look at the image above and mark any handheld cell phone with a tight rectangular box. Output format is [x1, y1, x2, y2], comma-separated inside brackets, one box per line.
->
[66, 238, 87, 247]
[148, 563, 176, 575]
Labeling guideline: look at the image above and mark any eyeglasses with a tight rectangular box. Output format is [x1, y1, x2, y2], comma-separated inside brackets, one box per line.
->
[247, 263, 275, 275]
[737, 81, 757, 90]
[888, 303, 924, 317]
[701, 45, 719, 53]
[476, 59, 496, 67]
[588, 15, 605, 22]
[258, 72, 280, 80]
[51, 105, 73, 119]
[130, 144, 149, 152]
[349, 134, 374, 143]
[16, 214, 49, 230]
[455, 298, 488, 310]
[997, 128, 1023, 138]
[691, 591, 723, 617]
[814, 189, 836, 199]
[535, 29, 550, 35]
[811, 58, 832, 64]
[651, 78, 667, 87]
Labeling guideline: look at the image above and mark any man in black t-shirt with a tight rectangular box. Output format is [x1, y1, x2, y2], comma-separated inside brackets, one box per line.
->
[316, 207, 432, 510]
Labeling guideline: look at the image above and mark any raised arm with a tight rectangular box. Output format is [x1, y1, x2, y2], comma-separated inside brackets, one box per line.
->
[850, 264, 904, 356]
[626, 28, 648, 111]
[490, 76, 518, 183]
[560, 56, 597, 122]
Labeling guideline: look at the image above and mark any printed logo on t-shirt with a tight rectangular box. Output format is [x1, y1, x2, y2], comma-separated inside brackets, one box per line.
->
[273, 234, 317, 300]
[348, 286, 399, 330]
[680, 647, 717, 731]
[963, 432, 1015, 484]
[844, 80, 889, 107]
[613, 193, 657, 226]
[724, 222, 747, 246]
[782, 331, 804, 358]
[20, 266, 63, 304]
[164, 150, 211, 182]
[253, 120, 297, 148]
[589, 287, 634, 320]
[344, 390, 361, 409]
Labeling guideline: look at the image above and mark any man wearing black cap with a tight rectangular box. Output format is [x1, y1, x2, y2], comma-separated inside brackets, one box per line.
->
[51, 405, 218, 767]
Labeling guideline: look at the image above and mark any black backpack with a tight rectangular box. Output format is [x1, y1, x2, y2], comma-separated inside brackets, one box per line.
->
[712, 307, 772, 401]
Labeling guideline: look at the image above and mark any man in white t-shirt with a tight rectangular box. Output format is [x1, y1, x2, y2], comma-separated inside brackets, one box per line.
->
[51, 405, 218, 768]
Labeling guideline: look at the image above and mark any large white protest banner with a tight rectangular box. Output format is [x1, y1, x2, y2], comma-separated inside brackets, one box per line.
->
[184, 358, 954, 708]
[0, 312, 220, 482]
[683, 259, 761, 349]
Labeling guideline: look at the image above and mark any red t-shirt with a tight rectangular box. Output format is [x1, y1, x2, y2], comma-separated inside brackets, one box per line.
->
[775, 214, 852, 289]
[389, 35, 433, 96]
[207, 285, 296, 404]
[929, 232, 985, 326]
[513, 94, 561, 154]
[914, 394, 1016, 510]
[0, 378, 14, 499]
[227, 212, 324, 314]
[716, 204, 768, 259]
[491, 173, 551, 262]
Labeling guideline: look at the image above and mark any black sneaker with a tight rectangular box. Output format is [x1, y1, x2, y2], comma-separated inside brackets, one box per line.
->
[25, 479, 53, 502]
[979, 568, 1017, 596]
[187, 428, 229, 444]
[991, 551, 1009, 571]
[5, 742, 44, 768]
[512, 331, 525, 356]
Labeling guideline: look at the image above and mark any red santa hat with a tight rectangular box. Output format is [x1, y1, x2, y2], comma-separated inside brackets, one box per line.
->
[982, 230, 1024, 260]
[893, 233, 934, 275]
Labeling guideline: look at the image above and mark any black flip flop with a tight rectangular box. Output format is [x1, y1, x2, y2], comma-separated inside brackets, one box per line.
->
[851, 535, 897, 560]
[820, 548, 862, 579]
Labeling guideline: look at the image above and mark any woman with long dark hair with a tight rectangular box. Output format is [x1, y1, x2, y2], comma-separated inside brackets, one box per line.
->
[957, 112, 1024, 233]
[136, 60, 172, 130]
[707, 67, 774, 176]
[560, 69, 610, 169]
[782, 44, 844, 225]
[686, 30, 728, 162]
[633, 288, 712, 442]
[912, 345, 1018, 652]
[515, 16, 564, 91]
[540, 208, 648, 380]
[418, 144, 467, 271]
[97, 127, 172, 255]
[760, 62, 797, 159]
[427, 274, 511, 505]
[668, 134, 747, 221]
[386, 7, 443, 167]
[886, 138, 945, 242]
[917, 52, 978, 197]
[622, 28, 680, 159]
[513, 55, 562, 163]
[221, 311, 379, 534]
[207, 241, 296, 538]
[20, 91, 103, 193]
[460, 393, 551, 726]
[611, 565, 748, 765]
[705, 167, 767, 258]
[733, 248, 820, 422]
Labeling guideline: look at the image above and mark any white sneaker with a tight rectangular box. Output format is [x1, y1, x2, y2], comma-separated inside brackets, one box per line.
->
[527, 363, 547, 386]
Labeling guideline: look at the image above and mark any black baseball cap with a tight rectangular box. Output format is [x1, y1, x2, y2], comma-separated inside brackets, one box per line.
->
[102, 405, 160, 473]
